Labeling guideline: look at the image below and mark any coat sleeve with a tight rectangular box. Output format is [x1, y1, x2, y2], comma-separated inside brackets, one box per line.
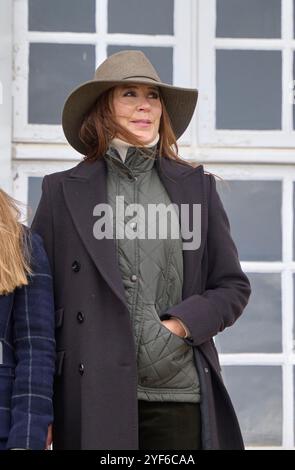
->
[6, 231, 56, 450]
[160, 173, 251, 346]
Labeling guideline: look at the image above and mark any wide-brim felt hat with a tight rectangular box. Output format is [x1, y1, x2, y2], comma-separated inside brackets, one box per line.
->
[62, 50, 198, 155]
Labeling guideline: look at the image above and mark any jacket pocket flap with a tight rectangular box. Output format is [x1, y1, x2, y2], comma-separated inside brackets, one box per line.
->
[55, 308, 64, 329]
[55, 350, 65, 376]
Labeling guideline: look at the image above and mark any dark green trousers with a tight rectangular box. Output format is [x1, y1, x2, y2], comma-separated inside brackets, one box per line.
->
[138, 400, 202, 450]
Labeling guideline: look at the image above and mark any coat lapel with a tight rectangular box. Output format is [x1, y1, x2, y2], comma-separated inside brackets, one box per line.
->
[63, 158, 128, 308]
[63, 156, 205, 308]
[155, 157, 206, 299]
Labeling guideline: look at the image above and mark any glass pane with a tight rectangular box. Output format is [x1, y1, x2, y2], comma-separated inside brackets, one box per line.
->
[29, 0, 95, 32]
[29, 44, 95, 124]
[216, 0, 281, 38]
[107, 46, 173, 84]
[222, 366, 282, 447]
[216, 50, 282, 130]
[216, 180, 282, 261]
[108, 0, 174, 35]
[28, 177, 43, 226]
[215, 273, 282, 353]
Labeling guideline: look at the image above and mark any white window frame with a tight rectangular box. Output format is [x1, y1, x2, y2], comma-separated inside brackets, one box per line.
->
[12, 0, 195, 160]
[207, 162, 295, 450]
[197, 0, 295, 150]
[13, 159, 76, 222]
[0, 0, 12, 192]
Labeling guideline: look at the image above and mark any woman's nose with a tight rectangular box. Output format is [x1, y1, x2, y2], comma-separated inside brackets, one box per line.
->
[136, 96, 151, 110]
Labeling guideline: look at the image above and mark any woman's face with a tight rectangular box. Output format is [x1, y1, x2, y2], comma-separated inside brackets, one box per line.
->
[112, 84, 162, 144]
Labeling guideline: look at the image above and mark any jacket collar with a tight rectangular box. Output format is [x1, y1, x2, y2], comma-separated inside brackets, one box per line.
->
[104, 144, 158, 177]
[69, 153, 200, 181]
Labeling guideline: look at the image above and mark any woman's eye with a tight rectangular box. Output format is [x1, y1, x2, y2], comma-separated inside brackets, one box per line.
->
[123, 91, 136, 97]
[122, 90, 159, 99]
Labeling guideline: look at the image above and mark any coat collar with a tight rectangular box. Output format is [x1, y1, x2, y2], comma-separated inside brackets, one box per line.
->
[63, 156, 205, 310]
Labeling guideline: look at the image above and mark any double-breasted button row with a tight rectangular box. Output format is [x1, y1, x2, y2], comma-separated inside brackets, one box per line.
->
[72, 260, 81, 272]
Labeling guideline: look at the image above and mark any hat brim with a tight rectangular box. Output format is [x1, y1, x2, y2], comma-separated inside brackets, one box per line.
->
[62, 78, 198, 155]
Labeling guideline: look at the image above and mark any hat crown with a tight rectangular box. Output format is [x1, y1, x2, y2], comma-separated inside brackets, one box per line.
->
[93, 50, 161, 83]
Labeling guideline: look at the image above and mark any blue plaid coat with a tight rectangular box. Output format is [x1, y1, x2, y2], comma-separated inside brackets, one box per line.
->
[0, 230, 55, 450]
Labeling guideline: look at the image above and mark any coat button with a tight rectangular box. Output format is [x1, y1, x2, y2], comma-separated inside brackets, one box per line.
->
[79, 363, 84, 375]
[131, 274, 137, 282]
[72, 260, 81, 272]
[77, 312, 85, 323]
[204, 367, 209, 373]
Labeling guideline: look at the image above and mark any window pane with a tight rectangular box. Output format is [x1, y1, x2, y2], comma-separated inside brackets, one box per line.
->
[216, 180, 282, 261]
[216, 50, 282, 130]
[29, 0, 95, 32]
[29, 44, 95, 124]
[222, 366, 282, 446]
[215, 273, 282, 353]
[28, 177, 43, 226]
[216, 0, 281, 38]
[108, 0, 174, 35]
[107, 46, 173, 84]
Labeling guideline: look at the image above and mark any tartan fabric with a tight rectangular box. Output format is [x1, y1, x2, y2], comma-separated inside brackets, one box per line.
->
[0, 231, 55, 450]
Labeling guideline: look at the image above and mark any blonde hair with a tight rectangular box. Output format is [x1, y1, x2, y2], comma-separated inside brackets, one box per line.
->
[0, 189, 32, 295]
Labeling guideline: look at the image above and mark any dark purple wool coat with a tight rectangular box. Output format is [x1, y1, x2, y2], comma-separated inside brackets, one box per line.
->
[31, 155, 251, 450]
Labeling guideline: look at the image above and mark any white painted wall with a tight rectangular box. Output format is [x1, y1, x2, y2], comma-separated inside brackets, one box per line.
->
[0, 0, 12, 193]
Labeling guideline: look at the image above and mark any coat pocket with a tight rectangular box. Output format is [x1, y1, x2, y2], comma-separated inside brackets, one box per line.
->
[55, 350, 65, 377]
[150, 304, 186, 343]
[138, 304, 197, 390]
[55, 308, 64, 329]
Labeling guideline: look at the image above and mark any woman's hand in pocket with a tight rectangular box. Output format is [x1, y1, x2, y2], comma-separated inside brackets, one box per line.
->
[161, 318, 187, 338]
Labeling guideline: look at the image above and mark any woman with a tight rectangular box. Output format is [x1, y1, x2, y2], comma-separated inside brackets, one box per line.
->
[0, 189, 55, 450]
[32, 50, 251, 450]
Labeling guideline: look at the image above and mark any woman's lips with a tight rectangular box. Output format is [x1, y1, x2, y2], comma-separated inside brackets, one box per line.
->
[131, 120, 152, 127]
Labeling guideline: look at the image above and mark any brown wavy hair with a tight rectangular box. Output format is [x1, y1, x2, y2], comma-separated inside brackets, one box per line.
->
[79, 86, 195, 168]
[0, 189, 32, 295]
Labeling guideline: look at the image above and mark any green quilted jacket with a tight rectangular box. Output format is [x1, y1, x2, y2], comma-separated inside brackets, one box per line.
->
[104, 144, 200, 403]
